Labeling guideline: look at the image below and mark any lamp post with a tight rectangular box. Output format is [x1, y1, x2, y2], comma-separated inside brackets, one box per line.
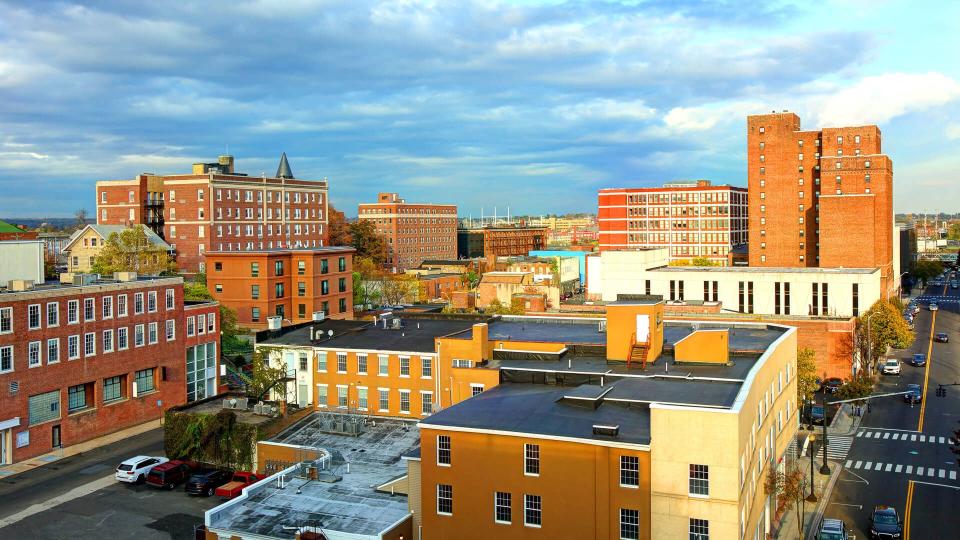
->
[807, 434, 818, 502]
[865, 311, 878, 376]
[819, 392, 831, 475]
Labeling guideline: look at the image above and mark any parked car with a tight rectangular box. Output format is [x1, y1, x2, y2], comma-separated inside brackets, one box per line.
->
[869, 505, 902, 539]
[214, 471, 265, 499]
[146, 460, 196, 490]
[935, 332, 949, 343]
[903, 384, 923, 404]
[882, 358, 901, 376]
[908, 353, 927, 367]
[822, 377, 843, 394]
[185, 469, 233, 496]
[809, 404, 826, 425]
[817, 518, 850, 540]
[929, 303, 938, 311]
[115, 456, 169, 484]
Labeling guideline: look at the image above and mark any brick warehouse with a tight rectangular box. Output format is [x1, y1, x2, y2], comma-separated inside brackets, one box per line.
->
[0, 273, 219, 465]
[205, 247, 354, 329]
[597, 180, 748, 265]
[457, 225, 548, 259]
[746, 112, 896, 296]
[357, 192, 457, 272]
[96, 154, 329, 274]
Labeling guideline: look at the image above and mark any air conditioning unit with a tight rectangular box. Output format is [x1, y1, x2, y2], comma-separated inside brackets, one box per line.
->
[72, 274, 96, 286]
[8, 280, 34, 292]
[312, 311, 326, 322]
[267, 316, 282, 330]
[114, 271, 138, 282]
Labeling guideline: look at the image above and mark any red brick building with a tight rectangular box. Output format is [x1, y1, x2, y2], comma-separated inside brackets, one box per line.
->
[357, 192, 457, 272]
[746, 112, 895, 295]
[206, 248, 354, 329]
[0, 219, 37, 241]
[96, 154, 329, 274]
[0, 273, 219, 464]
[597, 180, 748, 265]
[457, 225, 548, 259]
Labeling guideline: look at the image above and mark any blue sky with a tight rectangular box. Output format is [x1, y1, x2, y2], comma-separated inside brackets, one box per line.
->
[1, 0, 958, 218]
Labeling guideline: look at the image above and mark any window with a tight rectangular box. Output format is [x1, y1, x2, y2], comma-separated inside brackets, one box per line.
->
[337, 352, 348, 373]
[102, 296, 113, 319]
[117, 295, 127, 317]
[421, 391, 433, 414]
[421, 356, 432, 378]
[379, 355, 389, 375]
[379, 389, 389, 411]
[251, 307, 261, 322]
[437, 484, 453, 515]
[316, 351, 327, 372]
[68, 384, 88, 411]
[274, 260, 284, 276]
[116, 327, 128, 350]
[524, 444, 540, 475]
[44, 302, 59, 327]
[299, 352, 308, 371]
[134, 293, 144, 314]
[166, 320, 175, 341]
[298, 282, 306, 297]
[166, 289, 175, 310]
[251, 262, 260, 277]
[437, 435, 451, 465]
[689, 464, 709, 496]
[83, 298, 95, 321]
[104, 376, 124, 402]
[357, 354, 367, 374]
[495, 492, 512, 524]
[298, 260, 306, 275]
[337, 385, 348, 408]
[321, 280, 329, 295]
[147, 291, 157, 312]
[399, 356, 410, 376]
[0, 307, 12, 334]
[84, 332, 96, 356]
[316, 384, 328, 407]
[103, 329, 114, 352]
[28, 341, 41, 367]
[0, 345, 11, 374]
[620, 455, 639, 487]
[321, 259, 329, 274]
[621, 508, 640, 540]
[339, 257, 347, 272]
[689, 518, 709, 540]
[471, 384, 484, 396]
[148, 322, 158, 344]
[197, 314, 206, 334]
[251, 285, 260, 300]
[187, 316, 196, 336]
[524, 494, 542, 527]
[338, 277, 347, 293]
[339, 298, 347, 313]
[135, 368, 155, 393]
[135, 324, 145, 347]
[275, 283, 284, 298]
[207, 313, 215, 333]
[47, 338, 60, 364]
[27, 304, 41, 330]
[68, 335, 80, 359]
[452, 359, 473, 368]
[28, 389, 60, 425]
[399, 390, 411, 413]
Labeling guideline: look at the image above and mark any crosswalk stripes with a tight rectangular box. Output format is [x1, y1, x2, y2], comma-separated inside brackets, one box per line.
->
[813, 435, 853, 461]
[844, 459, 960, 482]
[856, 429, 955, 444]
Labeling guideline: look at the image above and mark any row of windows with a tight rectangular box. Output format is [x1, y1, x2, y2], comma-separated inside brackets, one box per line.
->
[250, 299, 348, 322]
[65, 368, 155, 413]
[213, 239, 324, 252]
[209, 222, 322, 238]
[0, 322, 177, 374]
[316, 385, 433, 414]
[316, 351, 434, 378]
[215, 188, 324, 205]
[624, 191, 743, 204]
[1, 290, 175, 333]
[185, 313, 216, 336]
[244, 278, 347, 299]
[215, 206, 323, 221]
[238, 258, 348, 278]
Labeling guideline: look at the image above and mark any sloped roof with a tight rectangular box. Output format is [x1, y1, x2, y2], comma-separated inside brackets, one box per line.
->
[66, 224, 171, 251]
[0, 219, 25, 233]
[275, 152, 294, 179]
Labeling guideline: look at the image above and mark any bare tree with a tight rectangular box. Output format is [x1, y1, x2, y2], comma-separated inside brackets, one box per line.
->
[766, 461, 809, 539]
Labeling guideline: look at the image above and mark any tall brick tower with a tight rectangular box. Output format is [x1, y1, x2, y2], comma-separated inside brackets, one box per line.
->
[747, 111, 895, 297]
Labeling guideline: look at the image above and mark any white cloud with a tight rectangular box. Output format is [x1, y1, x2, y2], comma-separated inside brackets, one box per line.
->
[813, 72, 960, 126]
[662, 101, 764, 133]
[946, 123, 960, 140]
[555, 99, 656, 121]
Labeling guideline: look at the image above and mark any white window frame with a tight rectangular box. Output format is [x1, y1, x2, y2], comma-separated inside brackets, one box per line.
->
[28, 340, 42, 368]
[28, 304, 41, 330]
[421, 356, 432, 378]
[399, 356, 410, 377]
[84, 332, 96, 357]
[494, 491, 511, 525]
[67, 335, 80, 360]
[420, 390, 433, 416]
[147, 291, 158, 313]
[46, 302, 59, 327]
[524, 494, 542, 528]
[102, 296, 113, 319]
[134, 293, 144, 314]
[0, 345, 13, 374]
[47, 338, 60, 364]
[378, 355, 389, 376]
[316, 384, 328, 408]
[148, 322, 158, 344]
[0, 307, 12, 335]
[134, 324, 145, 347]
[524, 443, 540, 476]
[118, 327, 129, 350]
[357, 354, 367, 375]
[83, 298, 95, 321]
[166, 319, 176, 341]
[399, 389, 411, 414]
[117, 294, 128, 317]
[102, 329, 114, 353]
[378, 388, 390, 412]
[336, 352, 348, 374]
[166, 288, 175, 310]
[436, 484, 453, 516]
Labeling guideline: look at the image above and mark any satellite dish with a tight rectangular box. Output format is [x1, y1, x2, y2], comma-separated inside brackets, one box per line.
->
[327, 330, 334, 337]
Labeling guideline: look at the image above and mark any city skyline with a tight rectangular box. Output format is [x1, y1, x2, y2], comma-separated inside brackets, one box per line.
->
[2, 1, 959, 218]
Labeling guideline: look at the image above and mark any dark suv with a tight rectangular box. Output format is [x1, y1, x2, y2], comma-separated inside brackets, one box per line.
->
[146, 460, 195, 490]
[869, 505, 902, 539]
[185, 469, 233, 496]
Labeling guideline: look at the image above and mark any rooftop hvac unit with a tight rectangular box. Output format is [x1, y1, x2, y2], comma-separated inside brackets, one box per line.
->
[8, 280, 34, 292]
[391, 317, 402, 329]
[113, 271, 138, 282]
[592, 424, 620, 437]
[72, 274, 97, 286]
[312, 311, 326, 322]
[267, 316, 282, 330]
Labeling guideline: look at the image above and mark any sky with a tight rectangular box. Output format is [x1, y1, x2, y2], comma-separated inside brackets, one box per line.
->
[1, 0, 959, 219]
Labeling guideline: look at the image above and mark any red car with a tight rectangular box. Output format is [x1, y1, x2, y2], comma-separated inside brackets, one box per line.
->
[145, 460, 198, 490]
[214, 471, 265, 499]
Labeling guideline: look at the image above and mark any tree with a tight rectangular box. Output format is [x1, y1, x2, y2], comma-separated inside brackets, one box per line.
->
[90, 226, 176, 275]
[838, 372, 874, 401]
[380, 274, 423, 305]
[460, 270, 480, 289]
[353, 270, 382, 308]
[690, 257, 719, 267]
[328, 205, 352, 246]
[247, 348, 290, 402]
[348, 219, 388, 265]
[796, 347, 819, 404]
[765, 461, 809, 539]
[485, 298, 524, 315]
[857, 300, 915, 362]
[183, 276, 246, 355]
[912, 259, 944, 284]
[74, 208, 88, 229]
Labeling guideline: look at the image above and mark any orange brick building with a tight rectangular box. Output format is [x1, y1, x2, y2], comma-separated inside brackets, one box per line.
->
[747, 112, 895, 296]
[206, 247, 354, 328]
[357, 193, 457, 272]
[597, 180, 748, 265]
[96, 154, 329, 274]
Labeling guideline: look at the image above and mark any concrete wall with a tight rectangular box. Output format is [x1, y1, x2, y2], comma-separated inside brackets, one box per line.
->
[0, 241, 45, 284]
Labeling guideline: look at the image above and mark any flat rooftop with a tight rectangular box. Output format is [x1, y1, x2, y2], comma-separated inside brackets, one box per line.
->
[206, 246, 355, 254]
[483, 316, 607, 345]
[208, 414, 419, 538]
[652, 265, 878, 274]
[258, 315, 480, 353]
[0, 274, 180, 297]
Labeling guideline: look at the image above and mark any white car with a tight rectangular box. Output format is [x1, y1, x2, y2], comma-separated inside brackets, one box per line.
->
[882, 358, 901, 376]
[115, 455, 168, 484]
[929, 303, 939, 311]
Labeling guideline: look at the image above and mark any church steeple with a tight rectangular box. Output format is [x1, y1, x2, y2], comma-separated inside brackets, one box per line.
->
[275, 152, 294, 179]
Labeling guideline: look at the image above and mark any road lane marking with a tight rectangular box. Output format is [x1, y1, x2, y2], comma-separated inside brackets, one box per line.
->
[939, 469, 946, 478]
[918, 309, 936, 432]
[906, 465, 913, 474]
[0, 473, 115, 529]
[854, 460, 862, 469]
[928, 468, 935, 477]
[885, 463, 893, 472]
[845, 460, 853, 468]
[857, 430, 864, 437]
[892, 433, 900, 440]
[873, 432, 881, 438]
[939, 437, 946, 443]
[917, 467, 924, 475]
[895, 465, 903, 473]
[920, 435, 926, 442]
[951, 471, 957, 480]
[905, 481, 914, 540]
[865, 461, 873, 470]
[913, 479, 960, 490]
[911, 435, 917, 441]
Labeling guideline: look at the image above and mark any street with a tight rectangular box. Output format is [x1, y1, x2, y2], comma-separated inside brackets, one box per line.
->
[821, 281, 960, 539]
[0, 428, 215, 539]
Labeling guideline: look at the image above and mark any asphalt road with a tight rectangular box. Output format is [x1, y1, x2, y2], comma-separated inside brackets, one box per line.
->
[822, 280, 960, 539]
[0, 427, 217, 539]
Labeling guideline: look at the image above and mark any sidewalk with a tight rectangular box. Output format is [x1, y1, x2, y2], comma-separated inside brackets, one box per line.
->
[775, 403, 863, 540]
[0, 419, 161, 479]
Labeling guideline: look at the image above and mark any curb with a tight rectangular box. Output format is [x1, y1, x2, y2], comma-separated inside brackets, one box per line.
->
[804, 465, 843, 540]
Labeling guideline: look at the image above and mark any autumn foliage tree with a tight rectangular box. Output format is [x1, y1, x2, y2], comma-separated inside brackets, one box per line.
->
[91, 226, 176, 275]
[796, 347, 819, 403]
[327, 205, 352, 246]
[766, 462, 809, 539]
[856, 299, 915, 362]
[348, 219, 389, 266]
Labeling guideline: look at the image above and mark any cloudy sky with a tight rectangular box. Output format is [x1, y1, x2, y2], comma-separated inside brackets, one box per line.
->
[1, 0, 958, 218]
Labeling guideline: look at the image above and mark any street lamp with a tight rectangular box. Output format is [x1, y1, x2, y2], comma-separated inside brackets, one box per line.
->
[820, 392, 831, 475]
[807, 434, 818, 502]
[898, 271, 909, 301]
[865, 311, 879, 376]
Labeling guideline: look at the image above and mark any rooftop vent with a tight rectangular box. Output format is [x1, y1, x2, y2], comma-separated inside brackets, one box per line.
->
[8, 280, 34, 292]
[72, 274, 97, 286]
[114, 271, 138, 282]
[592, 424, 620, 437]
[391, 317, 402, 329]
[312, 311, 326, 322]
[266, 316, 282, 330]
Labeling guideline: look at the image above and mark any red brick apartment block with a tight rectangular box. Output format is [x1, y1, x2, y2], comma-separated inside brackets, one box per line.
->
[0, 274, 219, 464]
[357, 192, 457, 272]
[96, 154, 329, 274]
[598, 180, 748, 265]
[206, 248, 354, 329]
[747, 112, 895, 296]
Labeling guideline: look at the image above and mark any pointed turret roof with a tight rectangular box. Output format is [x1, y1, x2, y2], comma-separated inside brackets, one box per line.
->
[275, 152, 294, 179]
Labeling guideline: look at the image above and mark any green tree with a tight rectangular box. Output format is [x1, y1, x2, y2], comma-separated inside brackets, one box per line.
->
[460, 270, 480, 289]
[348, 220, 389, 265]
[838, 372, 874, 401]
[248, 348, 290, 402]
[486, 298, 524, 315]
[912, 260, 944, 284]
[91, 226, 176, 275]
[183, 276, 245, 354]
[857, 300, 915, 360]
[796, 347, 819, 403]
